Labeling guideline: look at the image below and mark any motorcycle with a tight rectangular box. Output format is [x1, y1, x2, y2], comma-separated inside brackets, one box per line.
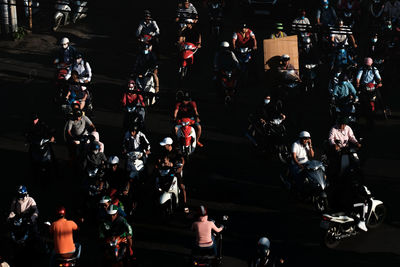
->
[156, 167, 180, 216]
[280, 160, 330, 212]
[329, 97, 358, 124]
[178, 42, 199, 81]
[28, 138, 56, 176]
[126, 151, 146, 181]
[104, 236, 129, 266]
[53, 0, 88, 31]
[177, 118, 197, 159]
[124, 105, 145, 131]
[320, 186, 386, 248]
[54, 244, 81, 267]
[219, 68, 239, 105]
[235, 47, 252, 81]
[54, 63, 70, 104]
[359, 83, 390, 121]
[191, 215, 228, 267]
[135, 68, 157, 106]
[246, 116, 290, 163]
[9, 217, 32, 247]
[208, 1, 224, 36]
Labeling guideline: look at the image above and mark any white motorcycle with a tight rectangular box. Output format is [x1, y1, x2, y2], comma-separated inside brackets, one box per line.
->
[156, 167, 180, 216]
[53, 0, 88, 31]
[126, 151, 146, 180]
[135, 69, 157, 106]
[320, 185, 386, 248]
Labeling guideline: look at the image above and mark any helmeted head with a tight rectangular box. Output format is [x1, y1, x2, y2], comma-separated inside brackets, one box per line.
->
[75, 53, 83, 64]
[198, 205, 208, 217]
[364, 57, 373, 67]
[322, 0, 329, 8]
[90, 141, 101, 154]
[144, 10, 152, 21]
[73, 109, 83, 120]
[71, 70, 80, 82]
[107, 204, 119, 219]
[127, 79, 136, 91]
[99, 195, 112, 209]
[298, 8, 306, 18]
[240, 23, 248, 32]
[182, 93, 191, 103]
[264, 95, 271, 105]
[281, 54, 290, 62]
[160, 137, 173, 150]
[337, 116, 349, 129]
[32, 112, 39, 124]
[56, 206, 66, 218]
[257, 237, 271, 256]
[129, 125, 139, 135]
[338, 19, 344, 27]
[299, 131, 311, 145]
[143, 43, 152, 54]
[220, 41, 230, 49]
[17, 185, 28, 199]
[61, 37, 69, 49]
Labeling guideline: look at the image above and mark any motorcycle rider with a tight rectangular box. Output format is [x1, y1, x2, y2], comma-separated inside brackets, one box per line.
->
[157, 137, 188, 213]
[98, 196, 126, 220]
[84, 141, 107, 172]
[53, 37, 77, 65]
[178, 20, 202, 48]
[49, 206, 81, 267]
[332, 73, 358, 101]
[25, 113, 56, 159]
[65, 71, 89, 111]
[8, 185, 39, 226]
[269, 22, 287, 39]
[316, 0, 338, 27]
[191, 205, 224, 256]
[248, 237, 285, 267]
[99, 204, 134, 257]
[136, 10, 160, 51]
[121, 80, 146, 130]
[290, 131, 315, 188]
[213, 41, 240, 81]
[328, 117, 361, 152]
[66, 108, 96, 152]
[330, 19, 357, 48]
[173, 94, 203, 147]
[232, 23, 257, 50]
[356, 57, 383, 90]
[292, 8, 311, 37]
[131, 43, 160, 94]
[384, 0, 400, 23]
[122, 124, 151, 157]
[65, 53, 92, 83]
[176, 0, 199, 23]
[278, 54, 301, 82]
[330, 44, 355, 71]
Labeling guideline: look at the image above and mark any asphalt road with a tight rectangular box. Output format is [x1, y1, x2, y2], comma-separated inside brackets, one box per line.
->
[0, 0, 400, 266]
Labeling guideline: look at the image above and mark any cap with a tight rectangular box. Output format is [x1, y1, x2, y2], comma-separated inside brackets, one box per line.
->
[160, 137, 173, 146]
[299, 131, 311, 138]
[108, 156, 119, 165]
[99, 196, 112, 204]
[107, 204, 119, 215]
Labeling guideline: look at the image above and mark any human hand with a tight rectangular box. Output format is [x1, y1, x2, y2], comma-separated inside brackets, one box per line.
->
[335, 144, 340, 151]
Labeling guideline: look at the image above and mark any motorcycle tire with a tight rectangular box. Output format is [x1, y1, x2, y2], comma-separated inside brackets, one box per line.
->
[321, 227, 340, 249]
[366, 204, 386, 229]
[313, 195, 329, 213]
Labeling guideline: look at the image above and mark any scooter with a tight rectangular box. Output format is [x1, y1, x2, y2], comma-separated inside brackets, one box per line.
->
[156, 167, 180, 216]
[54, 245, 81, 267]
[9, 217, 32, 247]
[329, 96, 358, 124]
[208, 1, 224, 36]
[220, 68, 239, 105]
[320, 186, 386, 248]
[53, 0, 88, 31]
[28, 138, 55, 174]
[135, 68, 157, 106]
[54, 63, 70, 104]
[359, 83, 390, 121]
[281, 160, 330, 212]
[177, 118, 197, 159]
[235, 47, 252, 81]
[191, 215, 228, 267]
[126, 151, 146, 181]
[178, 42, 198, 81]
[124, 105, 145, 131]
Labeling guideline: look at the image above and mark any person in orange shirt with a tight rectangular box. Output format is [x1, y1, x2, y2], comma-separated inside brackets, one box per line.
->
[49, 206, 81, 266]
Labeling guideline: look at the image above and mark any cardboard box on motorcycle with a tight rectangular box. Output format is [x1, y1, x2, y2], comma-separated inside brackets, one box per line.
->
[263, 35, 299, 74]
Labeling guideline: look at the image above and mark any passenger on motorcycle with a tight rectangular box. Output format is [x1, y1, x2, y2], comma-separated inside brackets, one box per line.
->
[157, 137, 189, 213]
[66, 109, 96, 147]
[290, 131, 315, 187]
[213, 41, 239, 80]
[136, 10, 160, 48]
[178, 21, 202, 48]
[328, 117, 361, 152]
[316, 0, 338, 27]
[53, 37, 77, 65]
[25, 113, 56, 153]
[8, 185, 39, 225]
[131, 44, 159, 93]
[49, 206, 81, 266]
[232, 23, 257, 50]
[330, 19, 357, 48]
[122, 125, 151, 156]
[173, 95, 203, 147]
[292, 9, 311, 37]
[65, 71, 89, 111]
[256, 95, 286, 126]
[191, 205, 223, 255]
[332, 73, 358, 101]
[98, 196, 126, 220]
[121, 80, 146, 129]
[176, 0, 199, 23]
[269, 22, 287, 39]
[65, 53, 92, 83]
[99, 205, 134, 257]
[278, 54, 301, 82]
[84, 141, 107, 172]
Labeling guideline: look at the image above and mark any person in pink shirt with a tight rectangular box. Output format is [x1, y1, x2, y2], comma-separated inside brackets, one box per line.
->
[328, 117, 361, 151]
[191, 205, 224, 254]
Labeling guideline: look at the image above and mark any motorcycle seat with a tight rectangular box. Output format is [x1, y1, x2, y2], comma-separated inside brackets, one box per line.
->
[56, 252, 78, 261]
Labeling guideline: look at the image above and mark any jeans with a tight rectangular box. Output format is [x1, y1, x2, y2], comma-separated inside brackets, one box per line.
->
[49, 243, 81, 267]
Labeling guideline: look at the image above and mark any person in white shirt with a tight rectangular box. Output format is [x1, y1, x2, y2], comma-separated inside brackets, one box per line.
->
[65, 53, 92, 83]
[290, 131, 315, 186]
[292, 8, 311, 37]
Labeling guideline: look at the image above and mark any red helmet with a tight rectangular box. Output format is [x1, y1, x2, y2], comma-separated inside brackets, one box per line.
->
[128, 80, 136, 90]
[56, 206, 66, 217]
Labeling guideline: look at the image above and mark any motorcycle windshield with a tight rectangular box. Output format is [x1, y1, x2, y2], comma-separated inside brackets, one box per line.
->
[306, 168, 327, 190]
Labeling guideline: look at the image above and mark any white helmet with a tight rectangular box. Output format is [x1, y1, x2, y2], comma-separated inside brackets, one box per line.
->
[257, 237, 271, 256]
[299, 131, 311, 138]
[220, 41, 230, 48]
[61, 37, 69, 45]
[108, 156, 119, 165]
[281, 54, 290, 61]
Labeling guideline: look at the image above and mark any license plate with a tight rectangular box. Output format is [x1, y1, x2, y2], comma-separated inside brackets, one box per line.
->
[320, 220, 330, 229]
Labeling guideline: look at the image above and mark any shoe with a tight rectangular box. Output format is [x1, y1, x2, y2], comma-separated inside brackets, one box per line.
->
[184, 206, 190, 213]
[357, 220, 368, 232]
[197, 141, 204, 148]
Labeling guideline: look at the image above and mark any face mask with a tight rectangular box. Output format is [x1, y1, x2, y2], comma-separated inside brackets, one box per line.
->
[301, 16, 305, 19]
[324, 5, 329, 9]
[340, 49, 345, 53]
[93, 150, 99, 155]
[76, 58, 82, 64]
[372, 38, 378, 43]
[143, 50, 149, 55]
[264, 99, 271, 105]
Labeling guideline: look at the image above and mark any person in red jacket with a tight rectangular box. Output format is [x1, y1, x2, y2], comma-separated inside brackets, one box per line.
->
[232, 23, 257, 50]
[121, 80, 146, 130]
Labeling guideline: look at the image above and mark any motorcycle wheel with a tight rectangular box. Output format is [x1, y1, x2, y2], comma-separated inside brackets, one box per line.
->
[277, 144, 290, 164]
[313, 196, 329, 213]
[53, 16, 63, 31]
[321, 227, 340, 249]
[367, 204, 386, 229]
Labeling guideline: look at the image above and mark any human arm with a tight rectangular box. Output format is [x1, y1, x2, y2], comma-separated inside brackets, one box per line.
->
[232, 32, 237, 49]
[250, 30, 257, 49]
[210, 221, 224, 233]
[346, 126, 360, 146]
[306, 139, 314, 158]
[328, 127, 341, 151]
[173, 103, 180, 121]
[136, 23, 143, 38]
[347, 82, 358, 99]
[85, 62, 92, 82]
[8, 199, 17, 220]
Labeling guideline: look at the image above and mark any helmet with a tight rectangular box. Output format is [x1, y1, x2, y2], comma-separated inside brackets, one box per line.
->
[76, 53, 83, 59]
[322, 0, 329, 4]
[198, 205, 208, 216]
[56, 206, 66, 217]
[182, 94, 191, 101]
[144, 10, 151, 19]
[338, 116, 349, 125]
[108, 156, 120, 165]
[364, 57, 373, 66]
[220, 41, 230, 48]
[281, 54, 290, 61]
[99, 195, 112, 204]
[107, 204, 119, 215]
[299, 131, 311, 138]
[276, 22, 284, 30]
[129, 124, 139, 133]
[17, 185, 28, 198]
[160, 137, 173, 146]
[240, 23, 247, 29]
[73, 109, 83, 118]
[31, 112, 39, 121]
[128, 80, 136, 90]
[61, 37, 69, 45]
[257, 237, 271, 256]
[90, 141, 101, 151]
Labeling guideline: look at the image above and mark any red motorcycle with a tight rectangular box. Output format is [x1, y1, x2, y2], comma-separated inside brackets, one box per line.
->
[55, 63, 70, 104]
[178, 42, 198, 80]
[176, 117, 197, 159]
[220, 68, 239, 105]
[360, 83, 390, 120]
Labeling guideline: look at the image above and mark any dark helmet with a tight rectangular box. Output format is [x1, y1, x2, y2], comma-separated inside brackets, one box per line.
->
[73, 109, 83, 118]
[337, 116, 349, 125]
[90, 141, 101, 151]
[76, 53, 83, 59]
[182, 93, 191, 101]
[240, 23, 247, 29]
[31, 112, 39, 121]
[56, 206, 66, 217]
[338, 73, 348, 82]
[144, 10, 151, 19]
[128, 79, 136, 91]
[198, 205, 208, 216]
[17, 185, 28, 198]
[129, 124, 139, 133]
